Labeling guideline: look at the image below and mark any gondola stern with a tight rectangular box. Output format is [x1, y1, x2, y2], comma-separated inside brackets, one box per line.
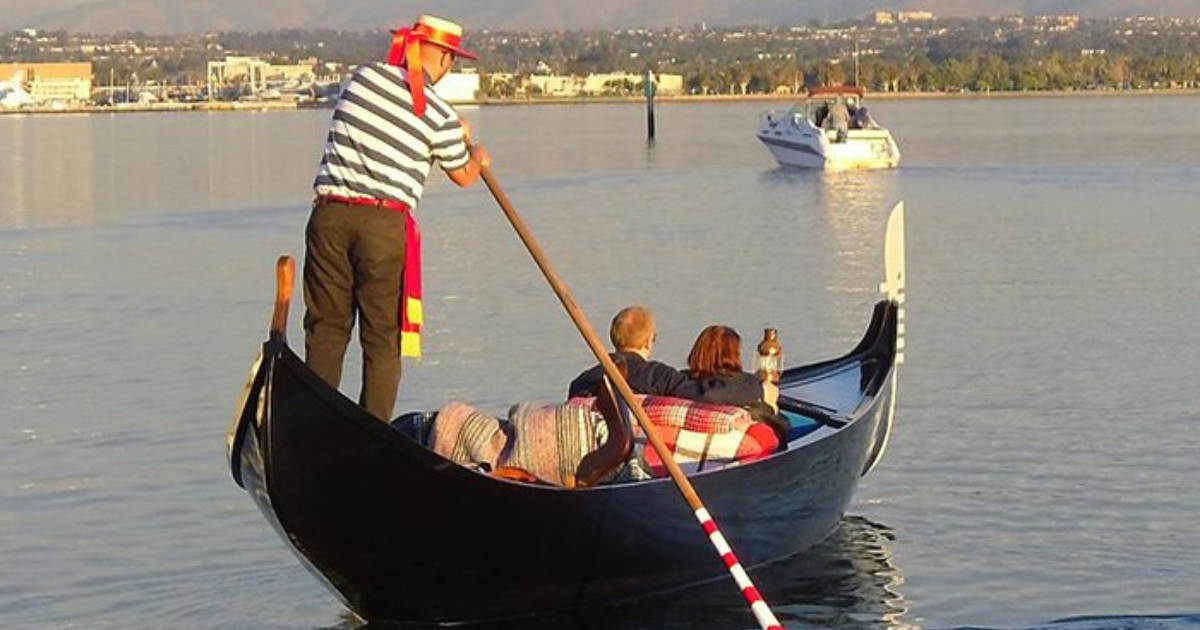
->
[863, 201, 906, 476]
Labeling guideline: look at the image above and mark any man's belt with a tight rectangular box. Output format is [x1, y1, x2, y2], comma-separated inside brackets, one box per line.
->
[317, 193, 409, 212]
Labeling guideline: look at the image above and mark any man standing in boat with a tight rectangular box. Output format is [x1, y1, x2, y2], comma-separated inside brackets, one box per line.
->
[304, 14, 491, 420]
[824, 95, 851, 142]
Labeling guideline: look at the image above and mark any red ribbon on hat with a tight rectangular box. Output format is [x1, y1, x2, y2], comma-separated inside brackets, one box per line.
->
[388, 22, 467, 116]
[388, 26, 428, 116]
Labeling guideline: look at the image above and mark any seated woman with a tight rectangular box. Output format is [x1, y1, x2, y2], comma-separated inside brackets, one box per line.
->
[672, 325, 789, 442]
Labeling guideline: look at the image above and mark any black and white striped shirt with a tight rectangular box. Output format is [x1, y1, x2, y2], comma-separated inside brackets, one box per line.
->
[313, 63, 471, 209]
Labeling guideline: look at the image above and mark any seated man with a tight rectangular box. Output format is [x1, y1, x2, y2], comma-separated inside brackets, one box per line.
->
[851, 105, 876, 130]
[568, 305, 687, 399]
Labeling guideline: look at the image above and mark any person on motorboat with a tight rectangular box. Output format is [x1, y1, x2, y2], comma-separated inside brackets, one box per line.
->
[568, 306, 688, 399]
[845, 95, 860, 128]
[813, 102, 830, 128]
[823, 96, 851, 142]
[851, 104, 877, 130]
[672, 325, 788, 441]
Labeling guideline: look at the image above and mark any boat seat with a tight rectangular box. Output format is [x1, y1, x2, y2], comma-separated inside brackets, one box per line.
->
[392, 411, 438, 444]
[780, 410, 822, 441]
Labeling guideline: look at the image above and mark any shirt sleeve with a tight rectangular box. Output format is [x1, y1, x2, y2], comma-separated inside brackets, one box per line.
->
[568, 366, 601, 399]
[650, 361, 689, 396]
[432, 108, 471, 172]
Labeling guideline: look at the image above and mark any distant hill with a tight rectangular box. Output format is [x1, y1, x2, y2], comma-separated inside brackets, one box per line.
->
[3, 0, 1200, 34]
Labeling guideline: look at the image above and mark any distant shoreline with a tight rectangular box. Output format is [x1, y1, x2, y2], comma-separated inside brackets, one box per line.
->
[0, 100, 319, 116]
[3, 87, 1198, 116]
[487, 88, 1200, 105]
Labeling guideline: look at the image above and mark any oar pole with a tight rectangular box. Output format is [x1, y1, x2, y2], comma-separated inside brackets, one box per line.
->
[479, 165, 783, 630]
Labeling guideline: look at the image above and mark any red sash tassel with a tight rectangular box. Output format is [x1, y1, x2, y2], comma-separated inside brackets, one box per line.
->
[400, 211, 423, 357]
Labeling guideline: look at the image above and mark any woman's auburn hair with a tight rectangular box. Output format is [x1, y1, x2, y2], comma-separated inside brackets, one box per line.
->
[687, 325, 742, 379]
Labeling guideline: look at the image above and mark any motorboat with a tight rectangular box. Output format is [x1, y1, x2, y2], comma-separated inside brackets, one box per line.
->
[757, 86, 900, 170]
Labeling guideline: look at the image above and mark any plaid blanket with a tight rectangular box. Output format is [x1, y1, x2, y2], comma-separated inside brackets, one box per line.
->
[570, 395, 780, 477]
[636, 419, 779, 476]
[638, 395, 752, 433]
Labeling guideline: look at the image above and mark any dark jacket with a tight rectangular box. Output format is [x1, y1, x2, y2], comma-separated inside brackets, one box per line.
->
[672, 370, 789, 440]
[568, 351, 688, 399]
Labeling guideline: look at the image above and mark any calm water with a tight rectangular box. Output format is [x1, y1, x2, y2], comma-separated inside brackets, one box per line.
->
[2, 96, 1198, 630]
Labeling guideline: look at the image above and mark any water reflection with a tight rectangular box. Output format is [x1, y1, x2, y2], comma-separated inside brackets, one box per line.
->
[0, 115, 97, 229]
[757, 167, 903, 357]
[0, 112, 323, 231]
[812, 170, 902, 338]
[759, 166, 899, 208]
[342, 515, 910, 630]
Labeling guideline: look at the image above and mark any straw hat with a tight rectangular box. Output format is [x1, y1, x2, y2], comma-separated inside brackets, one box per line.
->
[386, 14, 478, 116]
[395, 14, 478, 60]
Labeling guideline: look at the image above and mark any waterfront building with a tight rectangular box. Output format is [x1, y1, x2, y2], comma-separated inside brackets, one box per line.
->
[0, 72, 33, 108]
[206, 56, 320, 100]
[528, 73, 582, 96]
[434, 69, 482, 103]
[0, 62, 92, 106]
[654, 73, 684, 96]
[582, 72, 642, 95]
[526, 71, 682, 97]
[207, 56, 270, 97]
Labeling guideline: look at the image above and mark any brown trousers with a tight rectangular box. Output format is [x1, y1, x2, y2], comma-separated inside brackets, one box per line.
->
[303, 199, 407, 420]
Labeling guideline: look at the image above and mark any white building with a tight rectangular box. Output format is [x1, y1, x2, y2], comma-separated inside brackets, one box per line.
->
[0, 62, 92, 106]
[434, 70, 481, 103]
[207, 56, 271, 96]
[528, 74, 582, 96]
[654, 73, 684, 96]
[582, 72, 640, 95]
[526, 72, 683, 97]
[0, 71, 34, 108]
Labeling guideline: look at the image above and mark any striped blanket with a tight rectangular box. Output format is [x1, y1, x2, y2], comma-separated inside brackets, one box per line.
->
[428, 396, 779, 485]
[429, 400, 610, 486]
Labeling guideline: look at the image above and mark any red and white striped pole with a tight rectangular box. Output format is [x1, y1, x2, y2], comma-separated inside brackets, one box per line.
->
[697, 508, 784, 630]
[479, 163, 785, 630]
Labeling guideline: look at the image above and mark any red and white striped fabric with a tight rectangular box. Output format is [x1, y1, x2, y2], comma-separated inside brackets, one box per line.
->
[569, 395, 780, 477]
[638, 419, 779, 477]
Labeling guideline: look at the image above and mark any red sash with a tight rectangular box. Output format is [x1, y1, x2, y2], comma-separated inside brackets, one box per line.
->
[400, 211, 423, 357]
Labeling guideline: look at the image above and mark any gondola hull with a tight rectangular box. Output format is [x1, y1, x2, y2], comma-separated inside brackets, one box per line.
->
[228, 299, 899, 624]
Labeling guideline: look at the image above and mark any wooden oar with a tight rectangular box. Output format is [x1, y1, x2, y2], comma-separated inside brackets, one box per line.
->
[479, 164, 784, 630]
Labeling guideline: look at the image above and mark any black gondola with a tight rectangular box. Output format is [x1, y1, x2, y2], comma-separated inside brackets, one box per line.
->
[227, 204, 907, 626]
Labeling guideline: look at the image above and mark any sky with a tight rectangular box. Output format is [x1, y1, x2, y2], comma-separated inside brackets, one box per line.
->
[3, 0, 1200, 34]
